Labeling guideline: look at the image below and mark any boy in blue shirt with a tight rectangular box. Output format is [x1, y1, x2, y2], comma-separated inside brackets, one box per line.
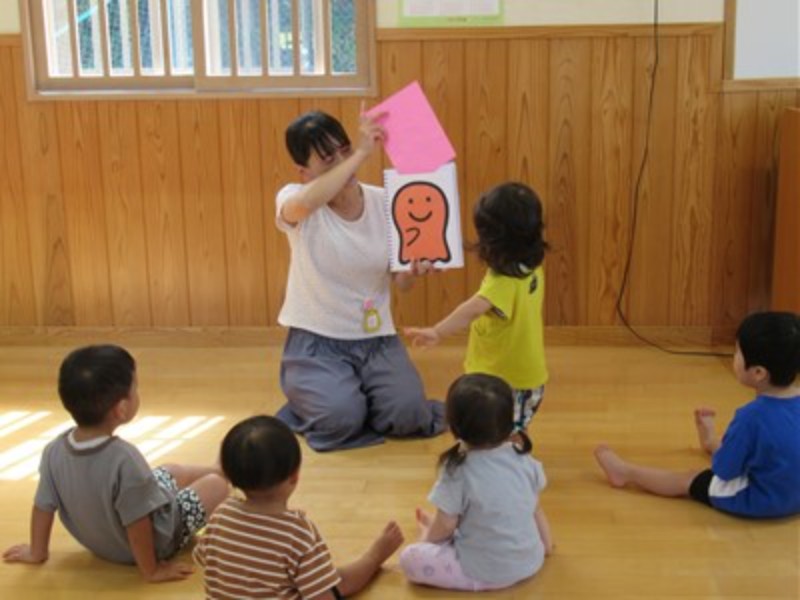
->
[595, 311, 800, 518]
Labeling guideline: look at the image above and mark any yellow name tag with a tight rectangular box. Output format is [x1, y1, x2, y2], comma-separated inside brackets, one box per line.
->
[362, 300, 381, 333]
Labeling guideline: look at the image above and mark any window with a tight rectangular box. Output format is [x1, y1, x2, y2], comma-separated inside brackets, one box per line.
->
[21, 0, 376, 96]
[722, 0, 800, 90]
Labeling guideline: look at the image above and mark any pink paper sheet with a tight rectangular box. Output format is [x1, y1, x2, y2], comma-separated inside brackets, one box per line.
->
[366, 81, 456, 174]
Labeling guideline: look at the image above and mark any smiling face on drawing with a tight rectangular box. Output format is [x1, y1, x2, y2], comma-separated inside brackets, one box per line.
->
[392, 181, 451, 265]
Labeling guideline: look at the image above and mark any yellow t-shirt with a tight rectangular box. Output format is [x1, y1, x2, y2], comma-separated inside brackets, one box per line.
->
[464, 266, 548, 389]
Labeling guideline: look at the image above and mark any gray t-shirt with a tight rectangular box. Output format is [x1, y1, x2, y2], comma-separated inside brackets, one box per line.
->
[34, 430, 182, 564]
[429, 442, 547, 585]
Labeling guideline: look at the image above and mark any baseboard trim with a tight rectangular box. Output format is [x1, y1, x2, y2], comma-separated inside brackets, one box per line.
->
[0, 325, 732, 351]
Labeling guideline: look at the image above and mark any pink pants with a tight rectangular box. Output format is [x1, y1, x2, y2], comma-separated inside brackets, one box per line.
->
[399, 542, 513, 591]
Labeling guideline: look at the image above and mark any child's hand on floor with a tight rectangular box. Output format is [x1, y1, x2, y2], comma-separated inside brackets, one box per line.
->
[2, 544, 48, 564]
[145, 560, 195, 583]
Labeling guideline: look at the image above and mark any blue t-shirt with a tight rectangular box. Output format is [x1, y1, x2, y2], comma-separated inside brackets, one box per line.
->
[709, 394, 800, 518]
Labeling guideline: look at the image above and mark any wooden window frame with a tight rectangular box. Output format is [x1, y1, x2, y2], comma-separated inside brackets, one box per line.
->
[19, 0, 377, 99]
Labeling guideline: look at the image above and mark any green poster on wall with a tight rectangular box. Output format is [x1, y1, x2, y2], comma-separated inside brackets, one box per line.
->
[399, 0, 505, 27]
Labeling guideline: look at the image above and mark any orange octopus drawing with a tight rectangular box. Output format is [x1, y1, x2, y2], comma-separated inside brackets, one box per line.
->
[391, 181, 451, 266]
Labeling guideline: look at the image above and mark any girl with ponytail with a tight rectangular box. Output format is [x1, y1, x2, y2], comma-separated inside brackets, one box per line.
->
[399, 373, 553, 591]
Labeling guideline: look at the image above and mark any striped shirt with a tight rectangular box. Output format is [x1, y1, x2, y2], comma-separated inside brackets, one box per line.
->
[194, 498, 341, 599]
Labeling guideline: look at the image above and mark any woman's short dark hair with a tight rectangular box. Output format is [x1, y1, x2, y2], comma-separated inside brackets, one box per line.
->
[285, 111, 351, 167]
[58, 345, 136, 427]
[221, 416, 302, 492]
[473, 182, 548, 278]
[737, 311, 800, 387]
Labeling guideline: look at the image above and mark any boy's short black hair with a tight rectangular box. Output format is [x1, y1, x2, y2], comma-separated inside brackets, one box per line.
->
[221, 416, 301, 492]
[737, 311, 800, 387]
[58, 345, 136, 427]
[285, 111, 351, 167]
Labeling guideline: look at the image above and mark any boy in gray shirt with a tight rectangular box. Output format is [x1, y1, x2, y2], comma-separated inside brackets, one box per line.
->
[3, 345, 229, 583]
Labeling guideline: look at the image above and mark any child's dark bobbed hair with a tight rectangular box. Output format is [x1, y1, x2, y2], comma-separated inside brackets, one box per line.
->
[58, 344, 136, 427]
[737, 311, 800, 387]
[473, 182, 548, 278]
[221, 415, 302, 492]
[438, 373, 532, 473]
[285, 110, 351, 167]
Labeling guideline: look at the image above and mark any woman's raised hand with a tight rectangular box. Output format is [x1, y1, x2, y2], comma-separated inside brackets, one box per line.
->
[357, 100, 386, 156]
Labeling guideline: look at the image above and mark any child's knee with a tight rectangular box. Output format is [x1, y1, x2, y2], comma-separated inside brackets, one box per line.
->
[209, 473, 230, 498]
[399, 543, 434, 581]
[192, 473, 230, 514]
[398, 545, 418, 576]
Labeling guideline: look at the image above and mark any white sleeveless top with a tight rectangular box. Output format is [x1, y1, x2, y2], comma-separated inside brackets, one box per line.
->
[275, 183, 395, 339]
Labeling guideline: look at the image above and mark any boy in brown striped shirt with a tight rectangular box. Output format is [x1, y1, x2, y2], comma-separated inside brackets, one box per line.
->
[194, 416, 403, 599]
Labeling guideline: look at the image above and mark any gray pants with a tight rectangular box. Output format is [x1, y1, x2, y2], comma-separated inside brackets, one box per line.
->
[276, 328, 446, 451]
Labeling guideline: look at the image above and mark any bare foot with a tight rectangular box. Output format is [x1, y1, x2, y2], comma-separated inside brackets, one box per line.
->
[694, 408, 718, 454]
[367, 521, 404, 565]
[594, 444, 630, 488]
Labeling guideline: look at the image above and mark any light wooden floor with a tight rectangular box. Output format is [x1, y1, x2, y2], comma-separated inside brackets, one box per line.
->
[0, 330, 797, 599]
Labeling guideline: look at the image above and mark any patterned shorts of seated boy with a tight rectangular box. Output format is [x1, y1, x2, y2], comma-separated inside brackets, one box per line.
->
[152, 467, 208, 550]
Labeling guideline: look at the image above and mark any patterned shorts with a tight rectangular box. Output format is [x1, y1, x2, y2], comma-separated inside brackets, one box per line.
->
[152, 467, 208, 550]
[512, 386, 545, 431]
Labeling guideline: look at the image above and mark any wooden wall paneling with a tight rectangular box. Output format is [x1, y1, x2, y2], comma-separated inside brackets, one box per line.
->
[626, 36, 678, 326]
[258, 99, 299, 324]
[219, 100, 269, 326]
[546, 39, 592, 325]
[745, 91, 799, 314]
[507, 39, 550, 319]
[55, 102, 114, 325]
[11, 47, 74, 327]
[745, 90, 780, 315]
[177, 101, 229, 325]
[0, 48, 38, 326]
[710, 92, 759, 333]
[508, 40, 550, 194]
[422, 40, 468, 325]
[588, 36, 634, 326]
[96, 102, 152, 326]
[299, 98, 340, 116]
[463, 39, 509, 304]
[3, 24, 789, 332]
[137, 102, 191, 326]
[380, 40, 427, 327]
[771, 104, 800, 311]
[669, 35, 716, 326]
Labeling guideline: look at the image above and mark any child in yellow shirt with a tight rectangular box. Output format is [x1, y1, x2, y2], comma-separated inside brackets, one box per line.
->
[406, 181, 549, 432]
